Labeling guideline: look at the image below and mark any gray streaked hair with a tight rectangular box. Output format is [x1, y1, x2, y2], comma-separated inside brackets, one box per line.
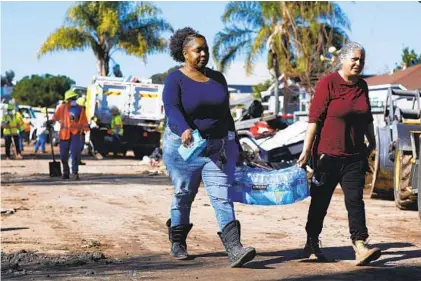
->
[332, 41, 365, 72]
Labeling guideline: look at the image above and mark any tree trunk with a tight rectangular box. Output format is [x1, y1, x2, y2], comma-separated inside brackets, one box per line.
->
[273, 55, 280, 116]
[97, 56, 110, 76]
[282, 74, 288, 116]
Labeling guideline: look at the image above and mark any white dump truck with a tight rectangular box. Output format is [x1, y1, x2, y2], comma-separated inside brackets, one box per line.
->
[84, 76, 165, 158]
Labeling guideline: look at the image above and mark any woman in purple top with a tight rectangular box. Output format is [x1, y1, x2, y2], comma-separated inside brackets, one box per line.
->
[297, 42, 381, 265]
[162, 27, 255, 267]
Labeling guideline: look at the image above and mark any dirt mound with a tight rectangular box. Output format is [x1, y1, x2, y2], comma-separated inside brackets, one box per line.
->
[1, 249, 108, 275]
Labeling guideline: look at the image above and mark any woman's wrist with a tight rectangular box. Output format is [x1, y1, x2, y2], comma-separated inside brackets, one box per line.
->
[303, 147, 312, 153]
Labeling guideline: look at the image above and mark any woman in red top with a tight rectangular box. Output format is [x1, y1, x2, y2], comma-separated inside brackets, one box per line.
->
[297, 42, 381, 266]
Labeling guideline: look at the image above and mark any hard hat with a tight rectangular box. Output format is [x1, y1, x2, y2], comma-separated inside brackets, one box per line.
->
[110, 106, 119, 114]
[328, 46, 337, 54]
[76, 97, 86, 107]
[64, 89, 79, 101]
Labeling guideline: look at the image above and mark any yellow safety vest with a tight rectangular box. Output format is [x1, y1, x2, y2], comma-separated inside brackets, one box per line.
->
[2, 113, 22, 136]
[111, 115, 124, 135]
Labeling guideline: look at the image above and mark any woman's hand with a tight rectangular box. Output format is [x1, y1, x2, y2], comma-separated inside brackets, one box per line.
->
[366, 143, 375, 156]
[297, 150, 311, 168]
[181, 128, 193, 147]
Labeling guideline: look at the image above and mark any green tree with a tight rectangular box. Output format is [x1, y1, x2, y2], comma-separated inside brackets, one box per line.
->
[38, 2, 173, 76]
[12, 74, 75, 107]
[394, 47, 421, 71]
[252, 79, 272, 100]
[1, 70, 15, 87]
[214, 1, 349, 113]
[150, 65, 180, 84]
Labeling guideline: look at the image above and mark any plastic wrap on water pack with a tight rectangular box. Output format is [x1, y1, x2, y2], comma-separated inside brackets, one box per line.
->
[230, 164, 309, 205]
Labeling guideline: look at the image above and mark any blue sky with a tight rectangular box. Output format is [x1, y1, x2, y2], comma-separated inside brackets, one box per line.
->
[1, 1, 421, 87]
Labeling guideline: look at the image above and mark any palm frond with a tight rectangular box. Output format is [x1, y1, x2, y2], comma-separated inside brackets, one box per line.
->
[216, 40, 251, 73]
[213, 26, 256, 71]
[222, 1, 264, 28]
[38, 27, 90, 58]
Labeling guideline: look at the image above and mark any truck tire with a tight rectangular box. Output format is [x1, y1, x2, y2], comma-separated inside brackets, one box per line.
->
[394, 150, 417, 210]
[133, 148, 146, 159]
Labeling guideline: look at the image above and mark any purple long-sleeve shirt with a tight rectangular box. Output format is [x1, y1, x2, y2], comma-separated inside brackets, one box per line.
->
[163, 68, 236, 139]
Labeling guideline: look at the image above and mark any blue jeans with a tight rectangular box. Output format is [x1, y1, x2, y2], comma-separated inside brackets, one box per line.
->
[59, 134, 83, 174]
[34, 132, 46, 153]
[19, 132, 24, 151]
[163, 127, 239, 231]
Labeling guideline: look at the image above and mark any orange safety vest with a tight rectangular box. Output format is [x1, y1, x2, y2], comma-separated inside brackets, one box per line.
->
[52, 103, 89, 140]
[22, 118, 31, 132]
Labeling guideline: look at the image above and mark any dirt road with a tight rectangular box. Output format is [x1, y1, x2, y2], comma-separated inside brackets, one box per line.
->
[1, 151, 421, 281]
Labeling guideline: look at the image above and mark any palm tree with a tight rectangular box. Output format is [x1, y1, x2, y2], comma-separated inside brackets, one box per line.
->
[214, 1, 350, 113]
[213, 1, 280, 74]
[1, 70, 15, 87]
[38, 1, 173, 76]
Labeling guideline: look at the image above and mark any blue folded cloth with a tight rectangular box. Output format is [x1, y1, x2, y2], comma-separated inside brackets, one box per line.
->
[178, 129, 207, 162]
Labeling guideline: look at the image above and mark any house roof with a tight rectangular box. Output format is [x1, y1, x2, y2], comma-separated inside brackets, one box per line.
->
[364, 64, 421, 90]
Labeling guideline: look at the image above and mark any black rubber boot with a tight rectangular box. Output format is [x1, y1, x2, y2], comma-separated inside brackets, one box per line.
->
[218, 220, 256, 267]
[166, 219, 193, 260]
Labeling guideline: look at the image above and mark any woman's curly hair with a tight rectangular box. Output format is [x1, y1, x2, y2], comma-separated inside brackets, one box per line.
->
[169, 27, 206, 62]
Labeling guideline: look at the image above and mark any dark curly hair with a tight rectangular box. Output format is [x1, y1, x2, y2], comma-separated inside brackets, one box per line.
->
[169, 27, 206, 63]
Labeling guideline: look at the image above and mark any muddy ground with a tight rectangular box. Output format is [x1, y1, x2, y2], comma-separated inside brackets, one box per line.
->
[1, 146, 421, 281]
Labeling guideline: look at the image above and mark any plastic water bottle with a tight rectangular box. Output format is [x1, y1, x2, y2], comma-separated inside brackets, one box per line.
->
[230, 164, 310, 206]
[178, 130, 207, 162]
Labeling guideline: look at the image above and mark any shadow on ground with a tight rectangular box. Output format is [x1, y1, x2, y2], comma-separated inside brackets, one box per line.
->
[245, 242, 421, 270]
[1, 173, 171, 187]
[1, 227, 30, 232]
[2, 242, 420, 280]
[1, 153, 140, 161]
[268, 266, 421, 281]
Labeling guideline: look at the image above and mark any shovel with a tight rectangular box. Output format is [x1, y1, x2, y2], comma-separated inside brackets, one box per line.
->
[46, 110, 61, 177]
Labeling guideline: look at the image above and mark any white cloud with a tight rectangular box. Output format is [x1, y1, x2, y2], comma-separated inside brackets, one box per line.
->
[222, 61, 272, 85]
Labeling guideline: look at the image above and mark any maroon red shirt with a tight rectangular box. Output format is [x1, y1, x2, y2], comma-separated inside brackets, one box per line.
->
[309, 72, 373, 157]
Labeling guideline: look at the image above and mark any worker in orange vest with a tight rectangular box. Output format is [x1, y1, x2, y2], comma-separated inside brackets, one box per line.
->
[49, 90, 89, 180]
[21, 112, 32, 146]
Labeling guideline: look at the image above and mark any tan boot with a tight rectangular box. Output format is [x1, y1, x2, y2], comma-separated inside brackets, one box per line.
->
[16, 154, 23, 160]
[352, 240, 381, 266]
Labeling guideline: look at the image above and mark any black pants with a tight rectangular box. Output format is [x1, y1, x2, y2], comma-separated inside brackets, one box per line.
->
[305, 153, 369, 242]
[4, 135, 21, 157]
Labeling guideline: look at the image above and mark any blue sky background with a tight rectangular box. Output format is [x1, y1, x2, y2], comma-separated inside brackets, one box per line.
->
[1, 1, 421, 87]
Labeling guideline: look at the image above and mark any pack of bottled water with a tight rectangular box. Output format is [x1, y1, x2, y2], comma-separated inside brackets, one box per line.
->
[230, 164, 309, 205]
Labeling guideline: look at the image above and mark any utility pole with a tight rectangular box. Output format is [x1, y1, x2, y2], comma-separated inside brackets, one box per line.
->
[267, 31, 281, 117]
[270, 51, 280, 116]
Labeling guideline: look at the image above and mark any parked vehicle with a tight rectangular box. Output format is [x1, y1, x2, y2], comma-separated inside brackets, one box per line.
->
[234, 100, 306, 169]
[84, 76, 165, 158]
[371, 88, 420, 217]
[237, 118, 306, 169]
